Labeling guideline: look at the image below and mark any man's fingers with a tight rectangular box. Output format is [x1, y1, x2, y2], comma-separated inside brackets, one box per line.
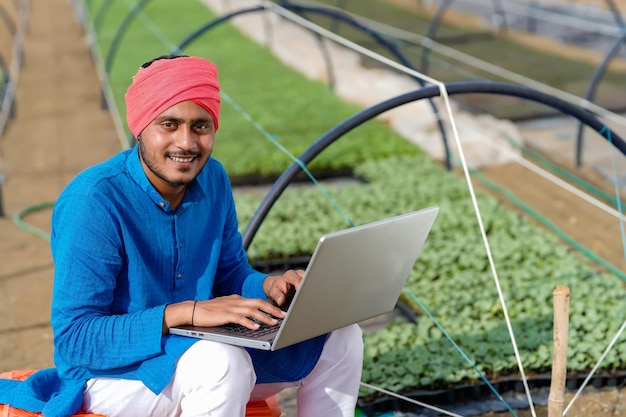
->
[193, 296, 284, 329]
[270, 291, 285, 307]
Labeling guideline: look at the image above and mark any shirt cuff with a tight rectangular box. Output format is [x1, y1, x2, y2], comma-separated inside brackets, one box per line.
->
[242, 271, 269, 299]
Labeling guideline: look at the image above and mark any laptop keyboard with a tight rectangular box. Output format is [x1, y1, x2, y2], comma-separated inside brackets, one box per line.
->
[219, 319, 283, 338]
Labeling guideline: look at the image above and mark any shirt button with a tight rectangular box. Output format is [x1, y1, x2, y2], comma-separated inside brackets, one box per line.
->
[159, 202, 165, 207]
[179, 243, 183, 248]
[177, 273, 183, 279]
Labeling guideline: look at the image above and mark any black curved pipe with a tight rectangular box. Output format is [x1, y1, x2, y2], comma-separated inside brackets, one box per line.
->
[331, 0, 348, 33]
[278, 1, 338, 89]
[420, 0, 505, 74]
[0, 56, 7, 110]
[175, 3, 452, 170]
[0, 3, 16, 35]
[0, 171, 4, 217]
[0, 52, 14, 120]
[242, 80, 625, 249]
[104, 0, 155, 74]
[176, 6, 263, 51]
[491, 0, 508, 32]
[94, 0, 115, 32]
[604, 0, 625, 28]
[283, 4, 423, 84]
[420, 0, 452, 75]
[575, 30, 626, 167]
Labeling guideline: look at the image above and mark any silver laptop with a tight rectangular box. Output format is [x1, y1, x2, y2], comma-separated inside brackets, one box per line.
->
[169, 206, 439, 351]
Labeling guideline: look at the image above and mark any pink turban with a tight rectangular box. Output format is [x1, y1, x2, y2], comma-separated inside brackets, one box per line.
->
[125, 56, 221, 139]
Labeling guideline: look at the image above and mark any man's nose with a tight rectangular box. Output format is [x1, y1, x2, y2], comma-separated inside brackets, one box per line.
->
[175, 127, 195, 149]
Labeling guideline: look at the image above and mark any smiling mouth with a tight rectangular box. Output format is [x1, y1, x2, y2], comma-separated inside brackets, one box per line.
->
[170, 155, 195, 163]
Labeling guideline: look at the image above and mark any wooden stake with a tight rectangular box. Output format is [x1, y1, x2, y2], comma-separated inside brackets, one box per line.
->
[548, 285, 570, 417]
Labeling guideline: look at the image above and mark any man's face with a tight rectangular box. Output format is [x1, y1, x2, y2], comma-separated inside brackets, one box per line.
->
[138, 100, 216, 195]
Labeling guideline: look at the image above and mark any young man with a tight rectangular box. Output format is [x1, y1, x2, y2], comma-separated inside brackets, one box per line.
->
[0, 55, 363, 417]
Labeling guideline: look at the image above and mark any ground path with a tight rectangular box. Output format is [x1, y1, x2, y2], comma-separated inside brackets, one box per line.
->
[1, 0, 626, 416]
[0, 0, 120, 370]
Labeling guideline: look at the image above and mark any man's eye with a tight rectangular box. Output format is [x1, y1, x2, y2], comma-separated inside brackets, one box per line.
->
[162, 122, 176, 128]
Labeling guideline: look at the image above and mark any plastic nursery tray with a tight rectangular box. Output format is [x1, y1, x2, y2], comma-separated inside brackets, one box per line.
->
[357, 371, 626, 416]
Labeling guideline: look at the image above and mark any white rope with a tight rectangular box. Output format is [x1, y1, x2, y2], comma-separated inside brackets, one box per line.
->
[520, 159, 625, 218]
[445, 121, 626, 414]
[292, 0, 626, 209]
[563, 318, 626, 415]
[486, 136, 626, 221]
[563, 126, 626, 414]
[359, 382, 465, 417]
[437, 91, 538, 417]
[259, 2, 538, 415]
[456, 0, 625, 37]
[293, 0, 626, 131]
[256, 0, 442, 86]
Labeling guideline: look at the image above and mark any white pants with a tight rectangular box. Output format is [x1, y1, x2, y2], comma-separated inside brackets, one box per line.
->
[82, 324, 363, 417]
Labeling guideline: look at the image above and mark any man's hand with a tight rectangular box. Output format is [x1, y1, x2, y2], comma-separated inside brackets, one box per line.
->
[263, 269, 303, 309]
[162, 296, 286, 335]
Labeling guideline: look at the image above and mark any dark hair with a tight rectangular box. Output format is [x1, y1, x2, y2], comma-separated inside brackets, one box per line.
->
[140, 54, 189, 69]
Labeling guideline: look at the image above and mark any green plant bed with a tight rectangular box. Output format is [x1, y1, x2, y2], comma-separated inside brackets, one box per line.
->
[86, 0, 422, 183]
[234, 154, 626, 398]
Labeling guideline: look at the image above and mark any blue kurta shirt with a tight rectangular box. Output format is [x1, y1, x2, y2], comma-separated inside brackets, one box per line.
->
[0, 146, 326, 417]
